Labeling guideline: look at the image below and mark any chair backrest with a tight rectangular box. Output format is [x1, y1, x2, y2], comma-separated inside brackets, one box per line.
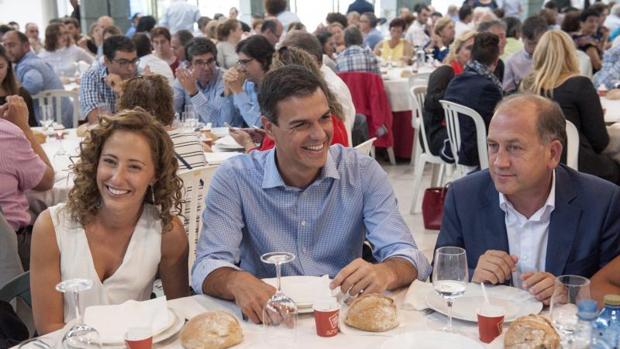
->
[0, 272, 31, 308]
[410, 86, 430, 151]
[177, 166, 217, 277]
[408, 72, 431, 88]
[439, 100, 489, 170]
[354, 137, 377, 155]
[32, 89, 79, 128]
[565, 120, 579, 170]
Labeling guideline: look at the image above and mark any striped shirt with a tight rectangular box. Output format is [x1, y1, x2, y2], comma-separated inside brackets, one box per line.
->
[79, 62, 116, 120]
[168, 129, 206, 170]
[336, 45, 381, 75]
[191, 145, 431, 293]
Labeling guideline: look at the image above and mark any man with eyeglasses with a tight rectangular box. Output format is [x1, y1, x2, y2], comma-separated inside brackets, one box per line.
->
[173, 37, 242, 127]
[80, 35, 138, 124]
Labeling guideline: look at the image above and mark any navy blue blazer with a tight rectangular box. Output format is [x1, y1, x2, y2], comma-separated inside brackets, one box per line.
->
[443, 69, 503, 166]
[435, 165, 620, 280]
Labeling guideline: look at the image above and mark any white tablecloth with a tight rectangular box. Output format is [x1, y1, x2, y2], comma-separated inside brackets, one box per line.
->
[16, 287, 509, 349]
[602, 96, 620, 123]
[382, 66, 435, 112]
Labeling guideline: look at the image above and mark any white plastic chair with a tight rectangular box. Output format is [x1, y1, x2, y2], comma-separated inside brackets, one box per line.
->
[177, 166, 217, 278]
[32, 89, 80, 128]
[565, 120, 579, 170]
[440, 100, 489, 173]
[409, 86, 450, 214]
[354, 137, 377, 156]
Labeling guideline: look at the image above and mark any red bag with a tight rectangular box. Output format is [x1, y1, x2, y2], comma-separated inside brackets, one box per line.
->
[421, 187, 448, 230]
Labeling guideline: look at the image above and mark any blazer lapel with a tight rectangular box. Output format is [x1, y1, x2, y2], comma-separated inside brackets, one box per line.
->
[481, 180, 509, 252]
[546, 167, 582, 276]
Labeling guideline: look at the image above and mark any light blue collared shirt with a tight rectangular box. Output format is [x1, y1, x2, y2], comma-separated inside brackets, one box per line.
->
[173, 68, 243, 127]
[191, 145, 431, 293]
[231, 80, 261, 128]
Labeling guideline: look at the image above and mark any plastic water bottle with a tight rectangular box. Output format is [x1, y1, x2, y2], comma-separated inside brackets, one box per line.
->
[574, 299, 598, 348]
[593, 295, 620, 349]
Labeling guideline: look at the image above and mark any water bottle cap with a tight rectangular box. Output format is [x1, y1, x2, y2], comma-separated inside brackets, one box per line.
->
[603, 294, 620, 306]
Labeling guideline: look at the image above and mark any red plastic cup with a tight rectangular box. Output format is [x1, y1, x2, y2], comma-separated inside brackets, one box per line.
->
[477, 304, 505, 343]
[124, 327, 153, 349]
[313, 300, 340, 337]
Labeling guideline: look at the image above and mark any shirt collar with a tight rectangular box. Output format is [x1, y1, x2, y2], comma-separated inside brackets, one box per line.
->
[197, 68, 221, 90]
[261, 147, 340, 189]
[499, 170, 556, 222]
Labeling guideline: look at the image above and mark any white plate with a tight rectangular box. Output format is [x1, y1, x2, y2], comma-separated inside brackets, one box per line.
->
[425, 284, 543, 322]
[214, 135, 244, 149]
[101, 309, 184, 348]
[262, 276, 334, 314]
[211, 127, 229, 138]
[381, 330, 483, 349]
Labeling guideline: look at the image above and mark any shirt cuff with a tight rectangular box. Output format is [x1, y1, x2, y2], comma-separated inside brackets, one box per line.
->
[191, 258, 240, 294]
[382, 248, 432, 281]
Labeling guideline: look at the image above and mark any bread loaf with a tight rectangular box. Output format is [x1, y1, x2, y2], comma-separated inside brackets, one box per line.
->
[180, 311, 243, 349]
[344, 294, 399, 332]
[504, 314, 560, 349]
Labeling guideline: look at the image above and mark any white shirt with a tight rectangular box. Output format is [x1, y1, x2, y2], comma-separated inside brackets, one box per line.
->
[321, 64, 356, 145]
[38, 45, 94, 77]
[455, 21, 472, 38]
[159, 0, 201, 33]
[405, 21, 430, 48]
[499, 171, 556, 283]
[138, 54, 175, 86]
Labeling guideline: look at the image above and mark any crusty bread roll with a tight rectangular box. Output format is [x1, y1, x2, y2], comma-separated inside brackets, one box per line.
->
[344, 294, 399, 332]
[180, 311, 243, 349]
[504, 314, 560, 349]
[607, 89, 620, 100]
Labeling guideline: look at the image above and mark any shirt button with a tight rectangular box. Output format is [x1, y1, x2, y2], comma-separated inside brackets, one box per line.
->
[301, 220, 306, 226]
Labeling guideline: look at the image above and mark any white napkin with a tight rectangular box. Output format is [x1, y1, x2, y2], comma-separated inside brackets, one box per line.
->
[83, 297, 171, 344]
[214, 135, 243, 148]
[204, 151, 242, 165]
[262, 275, 333, 306]
[402, 280, 434, 311]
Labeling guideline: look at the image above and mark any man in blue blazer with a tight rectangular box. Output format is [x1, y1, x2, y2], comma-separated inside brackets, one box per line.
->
[435, 94, 620, 305]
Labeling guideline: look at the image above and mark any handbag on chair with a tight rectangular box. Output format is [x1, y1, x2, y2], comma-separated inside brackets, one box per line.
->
[421, 185, 449, 230]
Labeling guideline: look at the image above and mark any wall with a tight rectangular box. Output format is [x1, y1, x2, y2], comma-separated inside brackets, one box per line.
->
[0, 0, 57, 32]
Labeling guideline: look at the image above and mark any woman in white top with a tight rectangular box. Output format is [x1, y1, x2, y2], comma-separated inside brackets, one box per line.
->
[30, 109, 189, 334]
[216, 19, 243, 69]
[38, 23, 94, 78]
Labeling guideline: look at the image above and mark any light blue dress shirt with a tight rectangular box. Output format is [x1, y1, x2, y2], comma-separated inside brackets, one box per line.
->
[191, 145, 431, 293]
[231, 81, 261, 128]
[173, 68, 243, 127]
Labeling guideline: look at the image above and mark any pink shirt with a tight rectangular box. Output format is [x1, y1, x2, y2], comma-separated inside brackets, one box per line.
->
[0, 118, 47, 230]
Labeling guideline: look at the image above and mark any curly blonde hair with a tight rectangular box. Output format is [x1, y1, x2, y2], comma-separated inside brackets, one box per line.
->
[66, 108, 183, 232]
[117, 75, 175, 126]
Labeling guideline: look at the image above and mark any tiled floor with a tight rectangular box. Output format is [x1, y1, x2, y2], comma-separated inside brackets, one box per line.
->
[382, 160, 439, 262]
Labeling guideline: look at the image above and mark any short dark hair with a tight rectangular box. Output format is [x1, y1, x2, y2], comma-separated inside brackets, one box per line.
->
[580, 8, 600, 22]
[150, 26, 171, 41]
[459, 4, 473, 21]
[132, 33, 152, 57]
[264, 0, 287, 16]
[471, 32, 500, 66]
[544, 0, 558, 10]
[197, 16, 211, 31]
[561, 10, 581, 32]
[260, 19, 279, 34]
[389, 18, 407, 30]
[103, 35, 136, 61]
[174, 30, 194, 46]
[8, 30, 29, 44]
[236, 35, 275, 71]
[281, 31, 323, 63]
[326, 12, 348, 27]
[415, 4, 431, 13]
[344, 26, 363, 47]
[477, 19, 507, 32]
[186, 37, 217, 62]
[362, 12, 379, 27]
[589, 2, 609, 16]
[136, 15, 156, 33]
[521, 15, 548, 40]
[62, 17, 80, 29]
[315, 30, 333, 50]
[103, 25, 122, 37]
[258, 65, 329, 124]
[503, 17, 522, 38]
[0, 25, 11, 35]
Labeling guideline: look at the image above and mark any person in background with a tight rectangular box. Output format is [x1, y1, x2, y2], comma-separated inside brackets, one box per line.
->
[38, 23, 94, 78]
[93, 16, 115, 58]
[260, 19, 283, 47]
[0, 95, 54, 269]
[136, 16, 157, 35]
[7, 21, 19, 31]
[0, 47, 36, 126]
[455, 5, 474, 37]
[173, 37, 242, 126]
[503, 15, 548, 93]
[347, 0, 374, 14]
[264, 0, 300, 31]
[216, 19, 242, 69]
[328, 22, 347, 53]
[501, 0, 523, 18]
[159, 0, 201, 34]
[426, 17, 455, 62]
[447, 5, 460, 21]
[151, 27, 179, 74]
[132, 33, 174, 85]
[591, 255, 620, 306]
[224, 35, 274, 128]
[406, 5, 432, 48]
[336, 26, 381, 75]
[0, 25, 12, 43]
[572, 8, 603, 72]
[326, 12, 348, 29]
[593, 44, 620, 89]
[316, 30, 338, 71]
[250, 18, 263, 35]
[24, 23, 43, 54]
[360, 12, 383, 50]
[347, 11, 361, 28]
[477, 19, 507, 81]
[126, 13, 141, 38]
[197, 16, 211, 37]
[501, 17, 523, 60]
[606, 4, 620, 41]
[62, 17, 82, 45]
[374, 18, 413, 64]
[287, 22, 306, 33]
[30, 109, 189, 335]
[171, 30, 194, 64]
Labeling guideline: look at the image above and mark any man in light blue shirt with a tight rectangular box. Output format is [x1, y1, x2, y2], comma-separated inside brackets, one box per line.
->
[159, 0, 200, 34]
[2, 31, 72, 127]
[173, 38, 242, 127]
[192, 65, 431, 323]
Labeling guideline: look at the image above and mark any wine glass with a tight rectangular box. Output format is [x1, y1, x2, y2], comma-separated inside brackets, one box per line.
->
[432, 246, 468, 332]
[550, 275, 591, 348]
[56, 279, 101, 349]
[260, 252, 298, 330]
[40, 104, 54, 131]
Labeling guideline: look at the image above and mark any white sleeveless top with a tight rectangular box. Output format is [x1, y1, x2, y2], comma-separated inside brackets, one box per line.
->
[49, 203, 162, 322]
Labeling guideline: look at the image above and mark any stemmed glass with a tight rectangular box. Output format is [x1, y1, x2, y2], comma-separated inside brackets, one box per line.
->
[550, 275, 591, 348]
[260, 252, 298, 330]
[56, 279, 101, 348]
[40, 104, 54, 131]
[432, 246, 468, 332]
